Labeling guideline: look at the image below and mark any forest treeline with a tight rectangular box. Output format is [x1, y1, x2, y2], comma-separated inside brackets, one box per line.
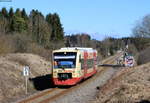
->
[65, 34, 150, 59]
[0, 7, 64, 57]
[0, 7, 150, 63]
[0, 7, 64, 46]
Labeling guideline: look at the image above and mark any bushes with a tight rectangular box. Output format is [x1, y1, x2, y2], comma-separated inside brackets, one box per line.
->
[137, 47, 150, 65]
[0, 35, 15, 54]
[11, 33, 32, 53]
[27, 42, 51, 60]
[0, 33, 52, 60]
[0, 34, 31, 54]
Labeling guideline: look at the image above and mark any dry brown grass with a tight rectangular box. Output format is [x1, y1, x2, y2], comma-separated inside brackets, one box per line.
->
[0, 53, 51, 103]
[93, 63, 150, 103]
[0, 34, 52, 61]
[0, 35, 15, 54]
[137, 47, 150, 65]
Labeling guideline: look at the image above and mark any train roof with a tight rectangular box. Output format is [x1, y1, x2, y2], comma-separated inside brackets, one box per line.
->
[53, 47, 97, 52]
[61, 47, 92, 50]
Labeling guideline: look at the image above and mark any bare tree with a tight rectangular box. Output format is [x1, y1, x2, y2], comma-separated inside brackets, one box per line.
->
[133, 15, 150, 38]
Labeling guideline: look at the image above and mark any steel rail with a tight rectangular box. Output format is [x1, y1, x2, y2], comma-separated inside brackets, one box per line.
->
[38, 53, 122, 103]
[17, 53, 122, 103]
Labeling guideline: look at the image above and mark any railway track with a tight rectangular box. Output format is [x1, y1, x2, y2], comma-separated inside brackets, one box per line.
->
[17, 53, 122, 103]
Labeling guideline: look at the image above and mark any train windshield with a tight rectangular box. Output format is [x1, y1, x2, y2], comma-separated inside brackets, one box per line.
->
[53, 52, 77, 69]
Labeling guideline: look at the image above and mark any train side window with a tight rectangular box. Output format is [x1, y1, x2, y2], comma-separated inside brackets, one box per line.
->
[81, 59, 84, 69]
[87, 59, 94, 69]
[79, 55, 81, 63]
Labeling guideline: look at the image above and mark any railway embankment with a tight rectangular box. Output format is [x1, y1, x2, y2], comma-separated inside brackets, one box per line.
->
[0, 53, 121, 103]
[92, 62, 150, 103]
[41, 54, 122, 103]
[0, 53, 51, 103]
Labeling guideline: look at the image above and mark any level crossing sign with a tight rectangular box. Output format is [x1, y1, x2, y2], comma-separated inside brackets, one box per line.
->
[23, 66, 30, 94]
[125, 56, 134, 67]
[23, 66, 30, 76]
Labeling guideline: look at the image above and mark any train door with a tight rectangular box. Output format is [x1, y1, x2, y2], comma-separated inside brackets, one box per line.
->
[84, 51, 88, 77]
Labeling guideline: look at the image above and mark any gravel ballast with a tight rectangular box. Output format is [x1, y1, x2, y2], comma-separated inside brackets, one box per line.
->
[51, 67, 121, 103]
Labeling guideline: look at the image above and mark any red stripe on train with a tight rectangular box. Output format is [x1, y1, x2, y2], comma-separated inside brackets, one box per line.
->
[53, 69, 97, 85]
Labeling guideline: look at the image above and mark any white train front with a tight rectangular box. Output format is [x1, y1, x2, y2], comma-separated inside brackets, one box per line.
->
[52, 47, 98, 86]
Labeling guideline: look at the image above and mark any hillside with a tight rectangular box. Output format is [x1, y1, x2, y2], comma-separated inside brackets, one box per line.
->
[0, 53, 51, 103]
[93, 62, 150, 103]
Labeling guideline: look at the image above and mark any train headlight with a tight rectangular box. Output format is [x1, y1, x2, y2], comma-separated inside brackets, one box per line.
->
[53, 71, 57, 77]
[72, 73, 76, 77]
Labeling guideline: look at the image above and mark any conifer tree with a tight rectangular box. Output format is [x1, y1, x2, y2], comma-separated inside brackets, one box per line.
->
[29, 10, 51, 46]
[8, 7, 14, 32]
[15, 8, 21, 17]
[46, 13, 64, 41]
[0, 8, 9, 33]
[11, 8, 27, 32]
[1, 7, 8, 18]
[9, 7, 14, 17]
[21, 8, 28, 20]
[0, 13, 8, 33]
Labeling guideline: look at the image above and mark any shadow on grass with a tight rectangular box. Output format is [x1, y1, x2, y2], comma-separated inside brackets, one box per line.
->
[137, 100, 150, 103]
[29, 74, 55, 91]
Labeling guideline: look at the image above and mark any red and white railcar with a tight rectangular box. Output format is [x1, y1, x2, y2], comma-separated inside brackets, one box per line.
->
[52, 47, 98, 86]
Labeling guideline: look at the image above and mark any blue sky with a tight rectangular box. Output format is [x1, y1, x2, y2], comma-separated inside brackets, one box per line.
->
[0, 0, 150, 40]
